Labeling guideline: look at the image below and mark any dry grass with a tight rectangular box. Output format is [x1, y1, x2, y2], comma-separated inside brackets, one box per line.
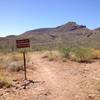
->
[0, 52, 22, 89]
[0, 52, 23, 88]
[91, 49, 100, 59]
[0, 52, 23, 69]
[42, 50, 60, 61]
[0, 71, 12, 88]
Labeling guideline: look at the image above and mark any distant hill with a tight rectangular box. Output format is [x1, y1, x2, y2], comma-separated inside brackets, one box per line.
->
[94, 27, 100, 31]
[0, 21, 100, 51]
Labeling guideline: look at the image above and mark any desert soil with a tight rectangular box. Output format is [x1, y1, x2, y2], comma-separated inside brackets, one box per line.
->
[0, 52, 100, 100]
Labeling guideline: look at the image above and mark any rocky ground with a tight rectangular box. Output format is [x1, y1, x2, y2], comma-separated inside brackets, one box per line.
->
[0, 53, 100, 100]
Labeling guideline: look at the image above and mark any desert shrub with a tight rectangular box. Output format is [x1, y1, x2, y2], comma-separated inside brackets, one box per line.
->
[0, 78, 12, 88]
[0, 52, 24, 72]
[7, 61, 24, 72]
[0, 73, 12, 88]
[71, 48, 92, 62]
[59, 48, 71, 58]
[59, 47, 93, 63]
[91, 49, 100, 59]
[48, 52, 56, 61]
[10, 52, 23, 61]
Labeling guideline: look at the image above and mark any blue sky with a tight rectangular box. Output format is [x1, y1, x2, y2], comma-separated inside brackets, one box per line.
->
[0, 0, 100, 37]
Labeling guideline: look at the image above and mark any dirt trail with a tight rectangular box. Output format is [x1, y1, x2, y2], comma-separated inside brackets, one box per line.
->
[1, 53, 100, 100]
[30, 58, 73, 100]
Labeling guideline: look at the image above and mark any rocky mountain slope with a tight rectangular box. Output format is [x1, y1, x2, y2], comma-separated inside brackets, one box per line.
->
[0, 22, 100, 50]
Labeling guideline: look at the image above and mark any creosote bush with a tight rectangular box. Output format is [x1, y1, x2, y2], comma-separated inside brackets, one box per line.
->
[59, 47, 99, 63]
[59, 48, 71, 58]
[71, 48, 92, 62]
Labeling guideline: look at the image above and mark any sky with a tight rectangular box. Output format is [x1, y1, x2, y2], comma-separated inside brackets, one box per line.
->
[0, 0, 100, 37]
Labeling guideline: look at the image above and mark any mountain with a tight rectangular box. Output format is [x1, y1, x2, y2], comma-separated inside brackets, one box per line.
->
[94, 27, 100, 31]
[0, 21, 100, 51]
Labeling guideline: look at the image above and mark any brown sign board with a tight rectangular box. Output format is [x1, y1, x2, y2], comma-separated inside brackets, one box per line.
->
[16, 39, 30, 48]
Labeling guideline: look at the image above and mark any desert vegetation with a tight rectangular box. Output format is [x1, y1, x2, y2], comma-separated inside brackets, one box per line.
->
[0, 47, 100, 72]
[42, 47, 100, 63]
[0, 52, 23, 88]
[0, 47, 100, 100]
[59, 47, 100, 62]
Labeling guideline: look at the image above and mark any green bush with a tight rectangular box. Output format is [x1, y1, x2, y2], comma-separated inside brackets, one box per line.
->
[59, 48, 71, 58]
[59, 47, 93, 63]
[72, 48, 92, 62]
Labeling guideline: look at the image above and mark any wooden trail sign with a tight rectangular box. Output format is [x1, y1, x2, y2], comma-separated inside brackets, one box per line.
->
[16, 39, 30, 81]
[16, 39, 30, 48]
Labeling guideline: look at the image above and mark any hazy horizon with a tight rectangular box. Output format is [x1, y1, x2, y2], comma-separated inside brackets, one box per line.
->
[0, 0, 100, 37]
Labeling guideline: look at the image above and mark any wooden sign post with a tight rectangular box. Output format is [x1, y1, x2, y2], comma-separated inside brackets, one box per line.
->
[16, 39, 30, 80]
[23, 51, 27, 80]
